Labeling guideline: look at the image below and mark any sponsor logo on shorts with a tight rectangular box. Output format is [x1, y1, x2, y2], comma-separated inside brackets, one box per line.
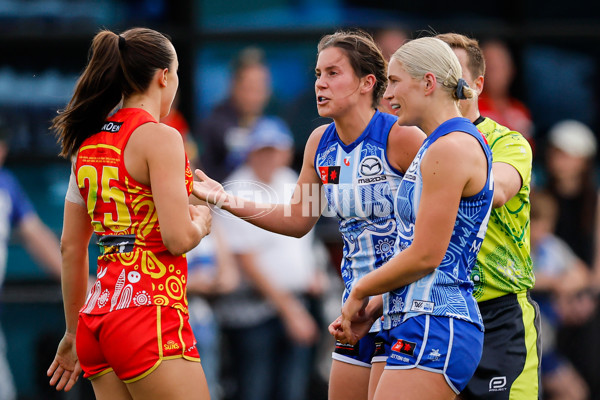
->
[334, 341, 359, 357]
[164, 340, 180, 351]
[186, 344, 197, 353]
[373, 337, 386, 357]
[428, 348, 441, 361]
[410, 300, 434, 313]
[390, 353, 410, 363]
[489, 376, 507, 392]
[391, 339, 416, 357]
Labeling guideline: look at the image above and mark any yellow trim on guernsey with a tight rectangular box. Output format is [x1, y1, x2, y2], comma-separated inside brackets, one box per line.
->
[79, 143, 122, 154]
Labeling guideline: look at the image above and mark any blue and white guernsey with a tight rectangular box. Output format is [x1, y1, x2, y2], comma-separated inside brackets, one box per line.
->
[384, 117, 493, 331]
[315, 110, 402, 332]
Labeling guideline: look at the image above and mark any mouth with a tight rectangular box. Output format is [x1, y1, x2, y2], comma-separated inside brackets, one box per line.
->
[317, 96, 329, 105]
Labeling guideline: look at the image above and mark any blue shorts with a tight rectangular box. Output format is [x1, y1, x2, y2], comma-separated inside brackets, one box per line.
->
[332, 332, 386, 367]
[377, 315, 483, 394]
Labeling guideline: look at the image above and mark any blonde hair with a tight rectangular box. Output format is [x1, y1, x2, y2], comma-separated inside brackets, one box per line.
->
[391, 36, 474, 101]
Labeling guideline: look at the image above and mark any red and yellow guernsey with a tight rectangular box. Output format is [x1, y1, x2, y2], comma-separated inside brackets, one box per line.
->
[76, 108, 194, 315]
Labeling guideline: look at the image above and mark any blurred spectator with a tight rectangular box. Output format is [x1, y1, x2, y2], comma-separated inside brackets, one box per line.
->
[544, 120, 599, 272]
[542, 119, 600, 397]
[198, 47, 274, 182]
[479, 39, 535, 147]
[373, 26, 409, 62]
[530, 189, 590, 400]
[212, 117, 327, 400]
[164, 95, 242, 399]
[186, 224, 240, 400]
[161, 93, 199, 169]
[0, 122, 62, 400]
[373, 26, 409, 115]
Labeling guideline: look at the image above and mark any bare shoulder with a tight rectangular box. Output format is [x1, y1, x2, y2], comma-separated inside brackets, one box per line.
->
[424, 131, 487, 175]
[388, 124, 426, 145]
[130, 122, 184, 153]
[136, 122, 183, 143]
[387, 125, 426, 173]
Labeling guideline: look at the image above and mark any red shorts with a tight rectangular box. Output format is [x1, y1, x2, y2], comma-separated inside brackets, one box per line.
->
[77, 306, 200, 383]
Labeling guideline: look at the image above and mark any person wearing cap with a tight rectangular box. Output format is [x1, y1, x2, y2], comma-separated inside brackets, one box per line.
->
[437, 33, 539, 400]
[544, 118, 600, 396]
[0, 122, 62, 400]
[210, 115, 324, 400]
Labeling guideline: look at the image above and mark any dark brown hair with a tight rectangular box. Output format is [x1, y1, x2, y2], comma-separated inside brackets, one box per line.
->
[52, 27, 174, 158]
[317, 30, 387, 109]
[436, 33, 486, 81]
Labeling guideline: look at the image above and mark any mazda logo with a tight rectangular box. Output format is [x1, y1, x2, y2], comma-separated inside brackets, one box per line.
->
[359, 156, 383, 176]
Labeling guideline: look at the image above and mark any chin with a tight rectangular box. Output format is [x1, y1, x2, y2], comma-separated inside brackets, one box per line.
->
[395, 116, 409, 126]
[316, 107, 333, 119]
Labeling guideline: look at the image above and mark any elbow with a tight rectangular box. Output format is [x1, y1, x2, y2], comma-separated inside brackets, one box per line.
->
[289, 219, 316, 238]
[492, 194, 508, 208]
[162, 232, 201, 256]
[416, 253, 443, 276]
[289, 229, 309, 239]
[163, 240, 193, 256]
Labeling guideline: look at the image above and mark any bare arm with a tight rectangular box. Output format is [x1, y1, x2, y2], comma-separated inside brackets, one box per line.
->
[386, 125, 426, 172]
[48, 200, 93, 391]
[193, 126, 328, 238]
[133, 123, 211, 255]
[492, 162, 522, 208]
[16, 214, 62, 280]
[60, 201, 93, 334]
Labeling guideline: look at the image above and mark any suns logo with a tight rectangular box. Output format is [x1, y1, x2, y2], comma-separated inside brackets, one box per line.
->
[164, 340, 180, 351]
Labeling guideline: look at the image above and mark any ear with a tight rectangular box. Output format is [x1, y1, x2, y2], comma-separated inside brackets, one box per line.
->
[423, 72, 436, 96]
[473, 75, 484, 96]
[360, 74, 376, 94]
[159, 68, 169, 88]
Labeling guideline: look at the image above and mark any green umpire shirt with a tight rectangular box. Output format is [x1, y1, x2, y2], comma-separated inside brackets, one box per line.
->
[472, 117, 535, 301]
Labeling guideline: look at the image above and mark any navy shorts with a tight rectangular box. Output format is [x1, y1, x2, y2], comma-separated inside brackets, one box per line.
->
[377, 314, 483, 394]
[332, 332, 386, 367]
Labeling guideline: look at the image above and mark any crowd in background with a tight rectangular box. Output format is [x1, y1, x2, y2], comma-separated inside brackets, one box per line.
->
[1, 23, 600, 400]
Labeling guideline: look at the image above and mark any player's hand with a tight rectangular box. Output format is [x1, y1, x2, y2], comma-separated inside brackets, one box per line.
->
[189, 204, 212, 239]
[338, 291, 369, 345]
[329, 308, 375, 345]
[193, 169, 228, 206]
[47, 332, 81, 392]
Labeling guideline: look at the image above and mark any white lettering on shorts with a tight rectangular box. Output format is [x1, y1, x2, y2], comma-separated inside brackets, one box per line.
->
[489, 376, 507, 392]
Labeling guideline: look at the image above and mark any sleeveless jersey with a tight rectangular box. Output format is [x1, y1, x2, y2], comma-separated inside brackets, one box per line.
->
[314, 110, 402, 332]
[384, 118, 493, 331]
[472, 117, 534, 301]
[76, 108, 194, 315]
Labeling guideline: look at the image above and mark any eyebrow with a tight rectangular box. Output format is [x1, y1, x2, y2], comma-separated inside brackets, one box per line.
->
[315, 64, 339, 72]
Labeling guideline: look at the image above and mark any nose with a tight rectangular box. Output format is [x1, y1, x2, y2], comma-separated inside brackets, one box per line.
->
[315, 76, 326, 89]
[383, 85, 393, 100]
